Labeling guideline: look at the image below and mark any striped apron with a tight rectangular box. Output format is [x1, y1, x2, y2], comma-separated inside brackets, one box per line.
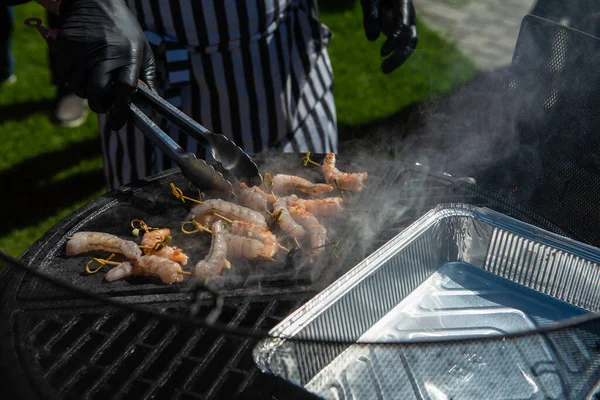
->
[99, 0, 338, 190]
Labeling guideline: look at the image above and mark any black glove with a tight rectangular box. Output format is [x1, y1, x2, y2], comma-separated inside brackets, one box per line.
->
[56, 0, 156, 130]
[360, 0, 418, 74]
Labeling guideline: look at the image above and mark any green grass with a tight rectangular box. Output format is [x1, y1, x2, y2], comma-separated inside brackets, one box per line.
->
[0, 1, 477, 257]
[319, 3, 477, 127]
[0, 3, 106, 256]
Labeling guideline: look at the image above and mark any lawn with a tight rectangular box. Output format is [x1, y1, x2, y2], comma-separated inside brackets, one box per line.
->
[0, 1, 477, 257]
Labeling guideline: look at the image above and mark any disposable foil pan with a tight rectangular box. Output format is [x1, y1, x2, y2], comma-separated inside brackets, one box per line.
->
[253, 204, 600, 399]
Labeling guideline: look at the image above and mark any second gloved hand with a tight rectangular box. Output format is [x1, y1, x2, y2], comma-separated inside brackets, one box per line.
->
[56, 0, 156, 130]
[361, 0, 418, 74]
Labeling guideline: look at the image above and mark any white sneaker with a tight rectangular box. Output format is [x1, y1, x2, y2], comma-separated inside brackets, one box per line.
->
[1, 74, 17, 86]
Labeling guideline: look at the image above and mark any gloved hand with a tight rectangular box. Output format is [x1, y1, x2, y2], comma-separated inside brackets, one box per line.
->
[360, 0, 418, 74]
[56, 0, 156, 130]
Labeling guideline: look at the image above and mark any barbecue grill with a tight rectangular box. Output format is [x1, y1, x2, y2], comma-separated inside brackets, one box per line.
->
[1, 151, 565, 400]
[3, 14, 600, 400]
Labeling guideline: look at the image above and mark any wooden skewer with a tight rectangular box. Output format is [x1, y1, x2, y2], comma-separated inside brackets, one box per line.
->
[198, 225, 213, 234]
[277, 243, 290, 252]
[263, 172, 274, 190]
[213, 213, 234, 224]
[181, 221, 212, 234]
[85, 254, 121, 274]
[98, 260, 121, 265]
[170, 182, 203, 204]
[267, 209, 283, 222]
[130, 219, 159, 233]
[301, 151, 321, 167]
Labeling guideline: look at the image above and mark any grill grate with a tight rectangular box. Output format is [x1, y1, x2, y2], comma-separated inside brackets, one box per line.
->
[20, 296, 310, 400]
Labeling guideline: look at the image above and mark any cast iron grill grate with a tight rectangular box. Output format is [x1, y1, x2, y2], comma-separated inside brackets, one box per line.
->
[19, 296, 310, 400]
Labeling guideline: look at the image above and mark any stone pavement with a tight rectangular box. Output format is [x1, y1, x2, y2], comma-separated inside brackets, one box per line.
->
[413, 0, 538, 69]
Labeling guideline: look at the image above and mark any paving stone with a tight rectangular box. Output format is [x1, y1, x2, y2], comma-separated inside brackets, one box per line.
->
[413, 0, 538, 69]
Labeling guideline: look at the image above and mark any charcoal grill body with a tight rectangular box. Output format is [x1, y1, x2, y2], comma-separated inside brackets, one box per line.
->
[1, 151, 564, 400]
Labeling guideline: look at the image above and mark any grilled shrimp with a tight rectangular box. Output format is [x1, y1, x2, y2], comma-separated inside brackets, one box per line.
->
[288, 206, 327, 263]
[287, 197, 344, 217]
[141, 228, 170, 249]
[235, 184, 268, 214]
[289, 206, 328, 263]
[105, 255, 188, 284]
[194, 213, 220, 227]
[195, 220, 230, 280]
[66, 232, 142, 260]
[141, 228, 189, 265]
[231, 221, 276, 245]
[188, 199, 267, 228]
[321, 153, 368, 192]
[241, 182, 277, 206]
[272, 174, 333, 196]
[273, 195, 306, 239]
[231, 221, 278, 258]
[224, 233, 275, 259]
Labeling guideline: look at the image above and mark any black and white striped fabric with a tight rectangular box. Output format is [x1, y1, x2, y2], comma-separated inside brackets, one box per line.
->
[99, 0, 338, 190]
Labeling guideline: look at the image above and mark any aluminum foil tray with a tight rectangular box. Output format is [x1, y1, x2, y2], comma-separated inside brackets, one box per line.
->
[253, 204, 600, 399]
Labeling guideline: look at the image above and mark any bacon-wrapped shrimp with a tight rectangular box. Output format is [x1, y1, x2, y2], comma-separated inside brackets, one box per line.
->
[273, 195, 306, 239]
[289, 206, 327, 263]
[241, 182, 277, 206]
[272, 174, 333, 196]
[141, 228, 189, 265]
[231, 221, 278, 258]
[321, 153, 368, 192]
[235, 184, 269, 215]
[188, 199, 267, 228]
[195, 220, 230, 280]
[105, 255, 190, 284]
[224, 234, 275, 259]
[66, 232, 142, 260]
[287, 197, 344, 217]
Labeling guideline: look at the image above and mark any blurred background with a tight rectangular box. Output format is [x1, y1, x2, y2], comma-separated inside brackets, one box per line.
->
[0, 0, 545, 257]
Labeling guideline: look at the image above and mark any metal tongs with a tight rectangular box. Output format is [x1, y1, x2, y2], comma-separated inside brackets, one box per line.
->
[132, 82, 261, 196]
[25, 17, 261, 197]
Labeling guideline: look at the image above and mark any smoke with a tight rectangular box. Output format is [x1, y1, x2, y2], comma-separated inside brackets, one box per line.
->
[187, 15, 598, 327]
[185, 67, 526, 310]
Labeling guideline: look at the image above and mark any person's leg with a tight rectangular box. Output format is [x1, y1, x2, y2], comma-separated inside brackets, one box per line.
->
[47, 10, 89, 127]
[0, 6, 16, 84]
